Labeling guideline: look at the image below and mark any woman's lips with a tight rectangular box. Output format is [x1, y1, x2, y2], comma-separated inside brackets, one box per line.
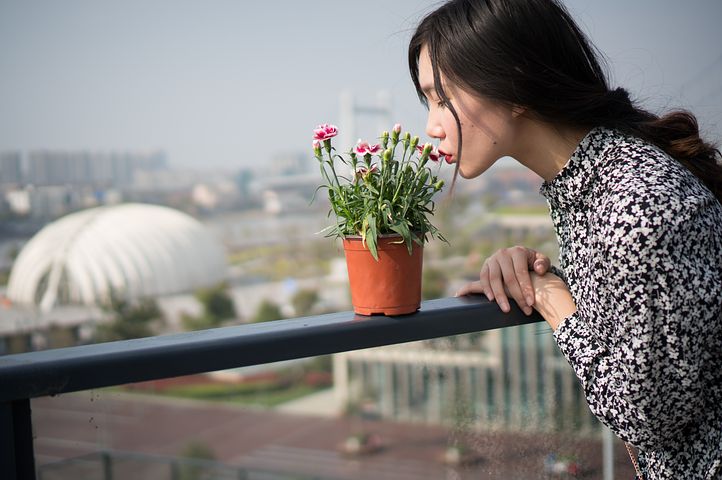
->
[439, 149, 454, 164]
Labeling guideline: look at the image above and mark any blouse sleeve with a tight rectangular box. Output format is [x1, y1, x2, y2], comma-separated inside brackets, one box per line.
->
[552, 192, 722, 451]
[549, 265, 567, 284]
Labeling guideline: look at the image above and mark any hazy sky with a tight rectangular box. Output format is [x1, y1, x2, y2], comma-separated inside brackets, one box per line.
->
[1, 0, 721, 170]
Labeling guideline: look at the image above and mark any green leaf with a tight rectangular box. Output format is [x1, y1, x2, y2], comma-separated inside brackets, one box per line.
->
[389, 221, 414, 255]
[366, 213, 379, 260]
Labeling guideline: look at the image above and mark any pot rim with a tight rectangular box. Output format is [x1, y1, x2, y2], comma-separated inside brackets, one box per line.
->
[343, 233, 401, 240]
[342, 232, 425, 240]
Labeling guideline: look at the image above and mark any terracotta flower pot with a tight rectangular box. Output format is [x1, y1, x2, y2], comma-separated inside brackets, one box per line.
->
[343, 235, 423, 316]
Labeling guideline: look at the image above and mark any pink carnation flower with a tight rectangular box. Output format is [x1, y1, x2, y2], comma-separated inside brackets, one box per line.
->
[355, 164, 379, 180]
[313, 124, 338, 141]
[416, 144, 441, 162]
[356, 165, 379, 175]
[354, 140, 382, 156]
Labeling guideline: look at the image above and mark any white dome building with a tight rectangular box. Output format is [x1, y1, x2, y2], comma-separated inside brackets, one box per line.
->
[7, 203, 227, 312]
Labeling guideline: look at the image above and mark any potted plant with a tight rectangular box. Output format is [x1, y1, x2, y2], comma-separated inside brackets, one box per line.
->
[442, 442, 474, 466]
[312, 123, 447, 315]
[338, 431, 383, 456]
[543, 453, 582, 478]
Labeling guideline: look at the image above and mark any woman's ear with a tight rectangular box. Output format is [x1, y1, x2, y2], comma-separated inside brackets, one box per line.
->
[511, 105, 527, 118]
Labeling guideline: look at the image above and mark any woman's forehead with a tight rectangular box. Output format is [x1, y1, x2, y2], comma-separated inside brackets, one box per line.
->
[418, 46, 449, 95]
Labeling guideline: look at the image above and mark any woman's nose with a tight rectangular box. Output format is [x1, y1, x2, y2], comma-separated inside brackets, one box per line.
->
[425, 117, 444, 140]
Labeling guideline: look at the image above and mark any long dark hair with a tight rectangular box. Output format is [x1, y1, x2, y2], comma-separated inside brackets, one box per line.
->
[408, 0, 722, 202]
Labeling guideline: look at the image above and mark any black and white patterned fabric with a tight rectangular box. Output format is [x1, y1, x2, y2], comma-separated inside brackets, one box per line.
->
[539, 126, 722, 479]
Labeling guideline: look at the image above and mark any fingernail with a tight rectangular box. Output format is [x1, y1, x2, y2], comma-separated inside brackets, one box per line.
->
[525, 295, 534, 306]
[501, 301, 509, 312]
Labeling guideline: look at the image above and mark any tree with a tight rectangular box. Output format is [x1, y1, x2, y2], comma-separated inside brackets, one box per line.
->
[422, 267, 449, 300]
[178, 441, 216, 480]
[181, 312, 217, 331]
[182, 283, 237, 331]
[196, 283, 236, 321]
[253, 299, 283, 323]
[291, 288, 319, 316]
[97, 294, 162, 342]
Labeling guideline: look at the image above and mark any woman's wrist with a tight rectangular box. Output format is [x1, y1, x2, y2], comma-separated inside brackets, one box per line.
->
[530, 272, 577, 331]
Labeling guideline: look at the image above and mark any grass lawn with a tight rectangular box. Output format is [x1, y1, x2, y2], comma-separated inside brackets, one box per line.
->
[149, 381, 326, 408]
[492, 205, 549, 216]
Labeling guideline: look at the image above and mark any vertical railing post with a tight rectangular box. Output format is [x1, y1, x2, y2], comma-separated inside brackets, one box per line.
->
[603, 427, 615, 480]
[0, 399, 37, 480]
[0, 401, 15, 478]
[170, 459, 180, 480]
[101, 451, 113, 480]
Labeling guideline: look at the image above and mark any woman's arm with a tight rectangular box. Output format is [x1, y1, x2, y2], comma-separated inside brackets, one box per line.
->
[551, 195, 722, 451]
[457, 267, 577, 330]
[528, 272, 576, 331]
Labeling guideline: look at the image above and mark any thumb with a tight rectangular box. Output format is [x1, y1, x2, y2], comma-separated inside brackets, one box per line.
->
[532, 252, 551, 274]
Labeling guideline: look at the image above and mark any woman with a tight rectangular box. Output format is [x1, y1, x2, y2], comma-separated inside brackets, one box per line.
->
[408, 0, 722, 478]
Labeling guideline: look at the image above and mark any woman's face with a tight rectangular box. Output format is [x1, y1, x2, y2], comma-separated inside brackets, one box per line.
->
[418, 45, 521, 179]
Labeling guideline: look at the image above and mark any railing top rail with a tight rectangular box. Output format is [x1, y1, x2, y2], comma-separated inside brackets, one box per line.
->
[0, 296, 543, 402]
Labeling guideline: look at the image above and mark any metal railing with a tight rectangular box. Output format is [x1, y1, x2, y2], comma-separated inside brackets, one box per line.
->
[37, 449, 334, 480]
[0, 295, 543, 480]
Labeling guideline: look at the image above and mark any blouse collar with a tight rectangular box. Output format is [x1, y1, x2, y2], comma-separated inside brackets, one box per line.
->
[539, 126, 620, 211]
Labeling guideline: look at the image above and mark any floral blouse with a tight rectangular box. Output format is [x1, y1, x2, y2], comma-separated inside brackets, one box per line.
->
[539, 127, 722, 479]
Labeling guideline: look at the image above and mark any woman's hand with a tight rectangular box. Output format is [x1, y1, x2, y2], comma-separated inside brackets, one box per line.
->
[455, 246, 552, 316]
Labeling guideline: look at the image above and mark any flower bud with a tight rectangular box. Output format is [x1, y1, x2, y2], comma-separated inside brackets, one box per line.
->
[350, 151, 358, 169]
[434, 180, 445, 191]
[391, 123, 401, 143]
[382, 148, 393, 163]
[381, 131, 390, 149]
[410, 136, 420, 151]
[420, 143, 433, 161]
[313, 140, 322, 157]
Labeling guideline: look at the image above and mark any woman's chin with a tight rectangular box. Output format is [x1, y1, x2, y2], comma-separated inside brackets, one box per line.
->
[458, 167, 483, 180]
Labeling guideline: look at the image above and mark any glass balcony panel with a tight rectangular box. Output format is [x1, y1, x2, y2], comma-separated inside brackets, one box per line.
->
[32, 329, 637, 479]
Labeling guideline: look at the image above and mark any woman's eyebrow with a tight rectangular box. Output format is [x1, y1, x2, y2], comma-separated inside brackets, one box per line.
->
[420, 84, 434, 94]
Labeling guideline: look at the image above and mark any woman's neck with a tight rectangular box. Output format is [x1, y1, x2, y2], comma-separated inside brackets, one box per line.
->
[512, 120, 591, 182]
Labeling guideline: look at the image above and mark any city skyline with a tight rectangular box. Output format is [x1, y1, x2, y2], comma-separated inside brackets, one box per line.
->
[1, 0, 721, 169]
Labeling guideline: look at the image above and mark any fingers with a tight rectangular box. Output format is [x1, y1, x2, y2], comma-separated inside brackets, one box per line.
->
[487, 259, 509, 312]
[457, 246, 547, 316]
[499, 251, 533, 316]
[455, 263, 494, 300]
[455, 280, 484, 297]
[479, 262, 492, 301]
[511, 250, 535, 312]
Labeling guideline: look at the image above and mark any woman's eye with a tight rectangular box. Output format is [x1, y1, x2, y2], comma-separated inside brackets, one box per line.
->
[436, 101, 446, 109]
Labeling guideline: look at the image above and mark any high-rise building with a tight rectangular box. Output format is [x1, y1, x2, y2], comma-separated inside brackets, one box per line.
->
[25, 150, 166, 187]
[333, 323, 598, 435]
[0, 151, 22, 185]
